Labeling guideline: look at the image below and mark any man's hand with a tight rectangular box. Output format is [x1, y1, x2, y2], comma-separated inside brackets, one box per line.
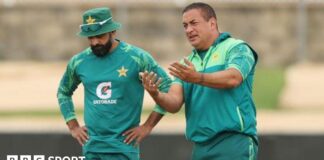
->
[169, 58, 202, 83]
[70, 126, 89, 146]
[123, 124, 152, 146]
[140, 71, 162, 98]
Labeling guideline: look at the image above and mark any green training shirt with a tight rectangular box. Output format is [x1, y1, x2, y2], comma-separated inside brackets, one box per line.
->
[57, 40, 171, 154]
[174, 33, 258, 143]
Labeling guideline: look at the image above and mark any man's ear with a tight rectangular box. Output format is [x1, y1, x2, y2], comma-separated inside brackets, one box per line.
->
[110, 31, 117, 38]
[209, 18, 217, 29]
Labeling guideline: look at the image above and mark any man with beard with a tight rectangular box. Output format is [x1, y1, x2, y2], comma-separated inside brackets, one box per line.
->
[57, 7, 171, 160]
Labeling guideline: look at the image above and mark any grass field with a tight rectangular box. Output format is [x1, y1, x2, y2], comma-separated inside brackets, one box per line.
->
[253, 67, 285, 109]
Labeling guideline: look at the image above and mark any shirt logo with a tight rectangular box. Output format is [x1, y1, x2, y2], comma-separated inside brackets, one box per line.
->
[117, 66, 128, 77]
[96, 82, 112, 99]
[94, 82, 117, 105]
[212, 53, 219, 61]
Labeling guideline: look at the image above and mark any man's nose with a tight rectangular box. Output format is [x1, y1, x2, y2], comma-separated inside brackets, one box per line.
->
[185, 25, 193, 33]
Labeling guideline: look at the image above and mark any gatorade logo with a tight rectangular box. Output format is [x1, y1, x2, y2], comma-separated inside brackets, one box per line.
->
[96, 82, 112, 99]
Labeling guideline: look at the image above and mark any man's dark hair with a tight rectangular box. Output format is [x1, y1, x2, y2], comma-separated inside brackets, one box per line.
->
[182, 2, 217, 21]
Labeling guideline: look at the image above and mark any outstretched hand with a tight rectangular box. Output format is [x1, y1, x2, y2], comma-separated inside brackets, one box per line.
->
[169, 58, 201, 83]
[140, 71, 162, 98]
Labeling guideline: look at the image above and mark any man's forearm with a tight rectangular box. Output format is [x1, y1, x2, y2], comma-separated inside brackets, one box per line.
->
[141, 70, 183, 113]
[151, 92, 182, 113]
[143, 111, 164, 129]
[196, 68, 242, 89]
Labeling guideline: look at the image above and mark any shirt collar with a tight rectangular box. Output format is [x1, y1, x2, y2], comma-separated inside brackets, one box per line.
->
[213, 32, 231, 46]
[192, 32, 231, 56]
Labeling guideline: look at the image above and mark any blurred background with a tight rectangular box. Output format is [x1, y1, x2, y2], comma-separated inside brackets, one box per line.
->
[0, 0, 324, 159]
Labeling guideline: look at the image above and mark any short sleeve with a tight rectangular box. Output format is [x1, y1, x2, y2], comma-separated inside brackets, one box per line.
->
[225, 44, 255, 80]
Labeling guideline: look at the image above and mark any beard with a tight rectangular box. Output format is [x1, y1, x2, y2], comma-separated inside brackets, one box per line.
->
[91, 36, 113, 57]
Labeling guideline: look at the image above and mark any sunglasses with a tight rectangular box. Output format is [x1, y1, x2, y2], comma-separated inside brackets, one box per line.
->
[80, 17, 112, 32]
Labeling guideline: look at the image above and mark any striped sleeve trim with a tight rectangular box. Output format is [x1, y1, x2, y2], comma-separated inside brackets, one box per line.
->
[65, 115, 77, 123]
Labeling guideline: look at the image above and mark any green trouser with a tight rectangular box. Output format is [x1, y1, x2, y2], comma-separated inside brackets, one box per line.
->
[84, 152, 140, 160]
[192, 132, 258, 160]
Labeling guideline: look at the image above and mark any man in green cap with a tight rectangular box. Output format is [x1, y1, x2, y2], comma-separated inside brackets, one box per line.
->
[57, 7, 171, 160]
[141, 2, 258, 160]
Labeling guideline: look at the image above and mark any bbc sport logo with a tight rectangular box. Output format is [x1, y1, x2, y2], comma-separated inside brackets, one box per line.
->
[7, 155, 85, 160]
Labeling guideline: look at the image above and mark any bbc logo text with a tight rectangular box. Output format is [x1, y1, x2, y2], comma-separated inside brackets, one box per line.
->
[7, 155, 85, 160]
